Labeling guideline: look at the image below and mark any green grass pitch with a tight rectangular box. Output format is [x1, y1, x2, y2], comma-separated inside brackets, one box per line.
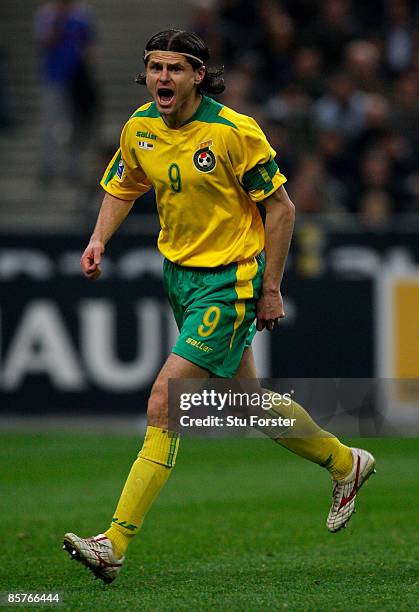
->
[0, 433, 417, 611]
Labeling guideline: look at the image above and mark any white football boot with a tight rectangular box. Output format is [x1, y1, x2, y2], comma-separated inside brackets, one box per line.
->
[63, 533, 124, 584]
[327, 447, 376, 532]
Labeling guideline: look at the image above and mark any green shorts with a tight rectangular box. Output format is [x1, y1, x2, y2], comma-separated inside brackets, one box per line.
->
[163, 254, 265, 377]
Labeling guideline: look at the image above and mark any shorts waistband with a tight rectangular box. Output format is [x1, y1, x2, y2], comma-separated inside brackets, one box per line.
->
[164, 253, 263, 274]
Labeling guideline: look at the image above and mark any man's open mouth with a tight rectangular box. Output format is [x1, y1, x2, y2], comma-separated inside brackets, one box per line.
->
[157, 88, 175, 107]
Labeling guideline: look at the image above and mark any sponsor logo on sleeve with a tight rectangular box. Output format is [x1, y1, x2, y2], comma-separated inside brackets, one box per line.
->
[117, 160, 125, 180]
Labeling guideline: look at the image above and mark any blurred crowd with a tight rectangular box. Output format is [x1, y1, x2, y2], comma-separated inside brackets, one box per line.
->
[2, 0, 419, 229]
[34, 0, 98, 185]
[189, 0, 419, 227]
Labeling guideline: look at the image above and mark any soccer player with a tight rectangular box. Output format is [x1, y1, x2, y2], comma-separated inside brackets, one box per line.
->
[63, 29, 375, 583]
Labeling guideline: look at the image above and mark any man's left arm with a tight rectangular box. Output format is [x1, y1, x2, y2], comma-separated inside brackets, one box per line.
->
[257, 185, 295, 331]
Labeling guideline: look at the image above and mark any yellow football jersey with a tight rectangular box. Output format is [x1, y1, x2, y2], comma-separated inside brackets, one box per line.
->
[101, 95, 286, 267]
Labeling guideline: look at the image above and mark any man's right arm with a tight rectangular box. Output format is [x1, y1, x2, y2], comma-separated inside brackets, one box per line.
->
[80, 192, 134, 279]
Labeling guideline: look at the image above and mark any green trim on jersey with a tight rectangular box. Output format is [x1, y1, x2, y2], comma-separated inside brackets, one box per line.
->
[103, 150, 122, 185]
[131, 103, 161, 119]
[182, 96, 238, 129]
[242, 158, 279, 193]
[130, 97, 238, 129]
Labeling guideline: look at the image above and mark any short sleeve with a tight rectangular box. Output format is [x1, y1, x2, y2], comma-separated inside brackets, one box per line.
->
[100, 121, 152, 200]
[228, 116, 287, 202]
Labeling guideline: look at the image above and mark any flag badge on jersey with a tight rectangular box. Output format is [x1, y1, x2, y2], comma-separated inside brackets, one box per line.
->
[117, 160, 125, 180]
[138, 141, 154, 150]
[193, 140, 216, 173]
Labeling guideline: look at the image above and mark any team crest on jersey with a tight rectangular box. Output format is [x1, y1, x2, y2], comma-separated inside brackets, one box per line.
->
[193, 140, 216, 173]
[117, 159, 125, 180]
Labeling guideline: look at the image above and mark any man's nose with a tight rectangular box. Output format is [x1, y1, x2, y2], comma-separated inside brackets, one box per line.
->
[159, 67, 170, 82]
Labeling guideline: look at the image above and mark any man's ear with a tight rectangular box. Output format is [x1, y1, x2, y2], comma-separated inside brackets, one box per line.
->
[194, 66, 206, 84]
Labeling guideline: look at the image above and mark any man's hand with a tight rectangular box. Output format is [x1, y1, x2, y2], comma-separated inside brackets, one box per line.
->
[80, 240, 104, 279]
[256, 288, 285, 331]
[78, 193, 135, 280]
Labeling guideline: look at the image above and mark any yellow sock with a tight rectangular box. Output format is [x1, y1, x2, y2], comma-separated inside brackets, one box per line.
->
[105, 426, 179, 558]
[267, 398, 353, 480]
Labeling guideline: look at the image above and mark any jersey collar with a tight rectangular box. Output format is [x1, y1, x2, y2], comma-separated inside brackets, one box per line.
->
[154, 96, 209, 130]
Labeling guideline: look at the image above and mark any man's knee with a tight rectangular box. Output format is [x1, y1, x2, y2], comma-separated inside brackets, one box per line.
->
[147, 380, 168, 427]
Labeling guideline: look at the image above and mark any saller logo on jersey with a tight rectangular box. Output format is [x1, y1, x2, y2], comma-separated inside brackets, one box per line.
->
[193, 140, 216, 173]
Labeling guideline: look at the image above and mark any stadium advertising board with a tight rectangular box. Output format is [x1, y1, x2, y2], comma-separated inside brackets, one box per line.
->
[0, 231, 417, 415]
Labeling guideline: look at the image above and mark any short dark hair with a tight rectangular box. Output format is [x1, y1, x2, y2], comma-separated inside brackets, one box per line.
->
[136, 29, 225, 95]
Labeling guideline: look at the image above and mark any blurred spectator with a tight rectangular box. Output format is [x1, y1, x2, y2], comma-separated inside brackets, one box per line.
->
[351, 148, 395, 213]
[263, 120, 298, 179]
[34, 0, 98, 185]
[403, 173, 419, 212]
[344, 40, 386, 93]
[287, 156, 350, 226]
[358, 189, 392, 230]
[189, 0, 224, 65]
[292, 47, 325, 100]
[384, 0, 416, 77]
[217, 0, 259, 65]
[303, 0, 361, 71]
[256, 2, 296, 92]
[379, 131, 417, 177]
[314, 73, 367, 138]
[220, 67, 263, 121]
[316, 128, 354, 200]
[354, 93, 391, 155]
[390, 70, 419, 151]
[220, 67, 262, 119]
[360, 149, 393, 191]
[378, 131, 419, 212]
[265, 84, 314, 151]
